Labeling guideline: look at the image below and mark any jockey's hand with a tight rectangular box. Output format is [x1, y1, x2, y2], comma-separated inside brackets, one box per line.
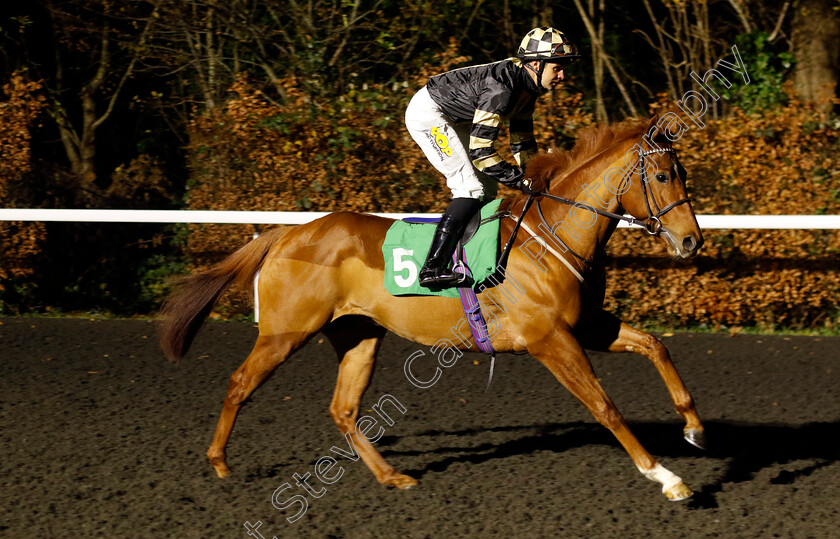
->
[515, 178, 539, 195]
[502, 169, 542, 195]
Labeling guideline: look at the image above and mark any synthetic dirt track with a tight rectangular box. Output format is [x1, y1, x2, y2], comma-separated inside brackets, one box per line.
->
[1, 317, 839, 538]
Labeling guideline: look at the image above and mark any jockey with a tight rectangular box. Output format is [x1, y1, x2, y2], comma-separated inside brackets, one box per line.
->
[405, 27, 580, 288]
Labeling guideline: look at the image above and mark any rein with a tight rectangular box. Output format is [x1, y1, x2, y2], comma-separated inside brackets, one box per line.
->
[538, 147, 690, 236]
[495, 145, 692, 281]
[478, 141, 692, 389]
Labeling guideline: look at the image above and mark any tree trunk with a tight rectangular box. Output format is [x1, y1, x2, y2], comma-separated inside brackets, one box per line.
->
[572, 0, 639, 117]
[791, 0, 840, 116]
[590, 0, 607, 122]
[47, 3, 154, 199]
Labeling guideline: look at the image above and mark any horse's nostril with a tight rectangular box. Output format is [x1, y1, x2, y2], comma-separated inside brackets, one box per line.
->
[682, 236, 697, 251]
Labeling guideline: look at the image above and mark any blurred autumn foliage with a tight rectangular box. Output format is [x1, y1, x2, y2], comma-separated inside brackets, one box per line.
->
[604, 84, 840, 330]
[182, 44, 472, 314]
[0, 74, 46, 289]
[1, 3, 838, 331]
[0, 71, 180, 314]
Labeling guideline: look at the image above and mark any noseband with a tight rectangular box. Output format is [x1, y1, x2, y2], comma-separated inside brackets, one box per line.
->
[636, 147, 691, 236]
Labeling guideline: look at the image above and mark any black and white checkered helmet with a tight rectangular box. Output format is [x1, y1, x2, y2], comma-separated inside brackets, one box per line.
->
[517, 27, 580, 63]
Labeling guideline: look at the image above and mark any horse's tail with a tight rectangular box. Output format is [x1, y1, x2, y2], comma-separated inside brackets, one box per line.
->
[159, 227, 288, 361]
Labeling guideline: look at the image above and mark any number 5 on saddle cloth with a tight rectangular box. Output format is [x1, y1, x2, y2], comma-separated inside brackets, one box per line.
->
[382, 198, 505, 357]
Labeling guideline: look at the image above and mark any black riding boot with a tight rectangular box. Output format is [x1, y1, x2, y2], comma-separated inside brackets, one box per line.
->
[419, 198, 482, 288]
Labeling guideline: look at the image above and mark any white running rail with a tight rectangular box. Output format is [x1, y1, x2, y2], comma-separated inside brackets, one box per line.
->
[2, 209, 840, 229]
[4, 209, 838, 323]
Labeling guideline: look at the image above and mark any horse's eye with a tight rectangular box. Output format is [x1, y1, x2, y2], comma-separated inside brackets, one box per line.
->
[656, 173, 669, 183]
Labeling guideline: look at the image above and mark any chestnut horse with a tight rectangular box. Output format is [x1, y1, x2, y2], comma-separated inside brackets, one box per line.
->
[160, 116, 705, 501]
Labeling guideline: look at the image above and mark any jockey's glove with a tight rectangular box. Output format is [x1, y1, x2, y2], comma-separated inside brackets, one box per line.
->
[516, 178, 538, 195]
[507, 177, 539, 195]
[501, 168, 541, 195]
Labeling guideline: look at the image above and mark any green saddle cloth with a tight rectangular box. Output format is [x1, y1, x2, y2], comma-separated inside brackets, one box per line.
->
[382, 199, 503, 298]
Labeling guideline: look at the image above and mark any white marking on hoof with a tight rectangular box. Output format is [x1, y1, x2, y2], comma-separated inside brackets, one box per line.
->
[640, 462, 683, 494]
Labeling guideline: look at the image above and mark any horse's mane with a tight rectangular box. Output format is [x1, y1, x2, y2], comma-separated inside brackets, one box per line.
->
[526, 118, 651, 187]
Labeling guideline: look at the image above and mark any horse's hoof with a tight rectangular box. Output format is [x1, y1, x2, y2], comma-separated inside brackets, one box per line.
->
[664, 481, 693, 501]
[684, 428, 707, 450]
[385, 473, 419, 489]
[208, 454, 231, 478]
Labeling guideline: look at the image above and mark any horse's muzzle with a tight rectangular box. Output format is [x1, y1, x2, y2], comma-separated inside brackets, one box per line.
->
[682, 234, 703, 253]
[678, 233, 704, 258]
[662, 228, 703, 258]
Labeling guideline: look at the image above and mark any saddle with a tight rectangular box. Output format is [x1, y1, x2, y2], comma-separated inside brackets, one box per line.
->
[404, 209, 486, 285]
[384, 200, 507, 375]
[383, 198, 504, 299]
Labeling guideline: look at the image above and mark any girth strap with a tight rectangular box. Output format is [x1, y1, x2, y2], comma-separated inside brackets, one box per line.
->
[452, 247, 497, 390]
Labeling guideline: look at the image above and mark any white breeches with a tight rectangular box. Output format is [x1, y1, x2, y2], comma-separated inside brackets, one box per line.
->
[404, 86, 497, 200]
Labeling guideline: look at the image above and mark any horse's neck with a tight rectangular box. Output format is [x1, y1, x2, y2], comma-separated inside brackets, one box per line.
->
[545, 149, 628, 262]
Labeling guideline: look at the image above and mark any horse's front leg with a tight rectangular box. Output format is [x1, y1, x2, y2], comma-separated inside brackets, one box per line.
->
[577, 310, 706, 450]
[529, 328, 693, 501]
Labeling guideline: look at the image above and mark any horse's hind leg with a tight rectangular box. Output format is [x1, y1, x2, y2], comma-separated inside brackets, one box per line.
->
[207, 332, 308, 478]
[323, 316, 418, 489]
[577, 310, 705, 449]
[529, 328, 693, 501]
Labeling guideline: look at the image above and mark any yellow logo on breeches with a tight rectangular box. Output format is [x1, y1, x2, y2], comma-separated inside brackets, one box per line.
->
[431, 127, 453, 157]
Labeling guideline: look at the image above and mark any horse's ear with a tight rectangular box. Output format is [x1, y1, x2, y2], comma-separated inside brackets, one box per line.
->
[646, 114, 668, 143]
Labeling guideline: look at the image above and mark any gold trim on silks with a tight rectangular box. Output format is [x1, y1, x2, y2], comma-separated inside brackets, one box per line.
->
[469, 135, 494, 149]
[473, 109, 502, 127]
[513, 148, 536, 167]
[472, 153, 503, 170]
[511, 130, 536, 166]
